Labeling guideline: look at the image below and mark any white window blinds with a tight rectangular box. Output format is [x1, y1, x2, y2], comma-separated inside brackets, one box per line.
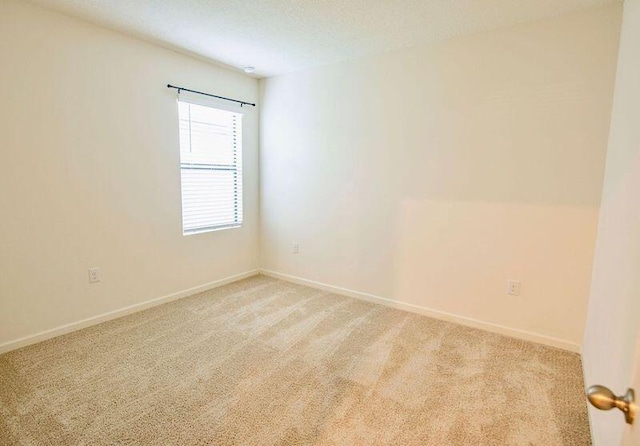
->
[178, 99, 243, 235]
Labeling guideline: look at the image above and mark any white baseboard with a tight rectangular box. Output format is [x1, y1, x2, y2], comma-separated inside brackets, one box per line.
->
[260, 269, 581, 353]
[0, 269, 259, 355]
[1, 268, 581, 355]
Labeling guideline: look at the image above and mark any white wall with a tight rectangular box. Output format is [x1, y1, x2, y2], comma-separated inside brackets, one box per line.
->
[0, 0, 259, 348]
[582, 0, 640, 444]
[260, 6, 622, 349]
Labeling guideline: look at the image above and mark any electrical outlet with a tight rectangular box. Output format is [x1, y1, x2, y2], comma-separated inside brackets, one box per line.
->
[507, 280, 521, 296]
[88, 267, 101, 283]
[292, 243, 300, 254]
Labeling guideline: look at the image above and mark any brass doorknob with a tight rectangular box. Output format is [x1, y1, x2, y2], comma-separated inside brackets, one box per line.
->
[586, 385, 635, 425]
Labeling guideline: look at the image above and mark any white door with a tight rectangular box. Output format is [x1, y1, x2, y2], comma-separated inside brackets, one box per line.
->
[626, 345, 640, 446]
[582, 1, 640, 445]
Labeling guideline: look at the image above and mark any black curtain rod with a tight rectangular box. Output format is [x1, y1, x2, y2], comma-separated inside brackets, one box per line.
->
[167, 84, 255, 107]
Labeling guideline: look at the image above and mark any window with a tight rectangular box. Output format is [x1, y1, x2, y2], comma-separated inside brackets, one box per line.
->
[178, 99, 243, 235]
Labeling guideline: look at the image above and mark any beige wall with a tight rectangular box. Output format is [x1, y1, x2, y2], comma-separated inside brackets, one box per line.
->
[260, 6, 622, 349]
[0, 1, 259, 348]
[582, 0, 640, 444]
[0, 1, 624, 354]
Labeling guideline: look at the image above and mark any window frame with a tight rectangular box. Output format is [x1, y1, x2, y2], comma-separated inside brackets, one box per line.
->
[177, 94, 244, 236]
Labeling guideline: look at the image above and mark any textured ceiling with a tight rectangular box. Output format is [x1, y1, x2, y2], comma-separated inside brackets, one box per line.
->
[26, 0, 619, 77]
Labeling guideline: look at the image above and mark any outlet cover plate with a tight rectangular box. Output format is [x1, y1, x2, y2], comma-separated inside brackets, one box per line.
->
[89, 267, 101, 283]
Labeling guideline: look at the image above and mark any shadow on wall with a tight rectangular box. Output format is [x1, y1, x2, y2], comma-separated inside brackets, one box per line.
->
[390, 198, 599, 344]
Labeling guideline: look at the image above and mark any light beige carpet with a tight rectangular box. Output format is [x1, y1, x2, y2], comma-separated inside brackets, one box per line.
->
[0, 275, 590, 445]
